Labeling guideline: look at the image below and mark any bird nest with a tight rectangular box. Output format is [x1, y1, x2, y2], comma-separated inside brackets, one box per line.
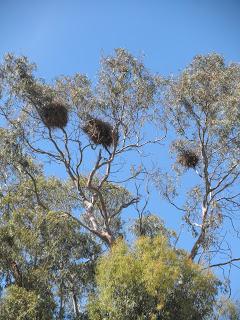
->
[83, 118, 118, 147]
[39, 102, 68, 129]
[177, 149, 199, 169]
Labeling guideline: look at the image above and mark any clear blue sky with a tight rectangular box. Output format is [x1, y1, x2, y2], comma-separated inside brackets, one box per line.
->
[1, 0, 240, 77]
[1, 0, 240, 297]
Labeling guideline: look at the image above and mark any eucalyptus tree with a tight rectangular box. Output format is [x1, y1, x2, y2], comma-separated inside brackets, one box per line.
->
[0, 49, 163, 247]
[88, 236, 219, 320]
[0, 165, 100, 319]
[158, 54, 240, 262]
[1, 48, 239, 317]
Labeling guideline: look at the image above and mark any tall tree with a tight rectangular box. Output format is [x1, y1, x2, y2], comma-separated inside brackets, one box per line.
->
[0, 49, 163, 247]
[0, 49, 239, 317]
[157, 54, 240, 262]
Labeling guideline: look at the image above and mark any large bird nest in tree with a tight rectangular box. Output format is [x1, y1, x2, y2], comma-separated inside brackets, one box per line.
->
[177, 149, 199, 169]
[16, 65, 68, 129]
[83, 117, 118, 147]
[39, 102, 68, 129]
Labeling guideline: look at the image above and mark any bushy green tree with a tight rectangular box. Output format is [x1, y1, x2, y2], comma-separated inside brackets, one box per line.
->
[0, 285, 40, 320]
[0, 175, 100, 319]
[88, 236, 219, 320]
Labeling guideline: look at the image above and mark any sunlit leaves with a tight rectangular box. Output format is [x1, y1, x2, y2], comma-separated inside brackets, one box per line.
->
[88, 236, 219, 320]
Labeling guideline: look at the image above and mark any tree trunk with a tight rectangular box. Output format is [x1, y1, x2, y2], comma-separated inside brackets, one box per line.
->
[72, 290, 80, 318]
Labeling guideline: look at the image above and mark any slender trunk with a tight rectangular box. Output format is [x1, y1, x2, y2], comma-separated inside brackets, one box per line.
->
[58, 284, 64, 320]
[189, 126, 211, 260]
[189, 205, 208, 260]
[72, 290, 80, 318]
[85, 199, 115, 247]
[189, 227, 206, 260]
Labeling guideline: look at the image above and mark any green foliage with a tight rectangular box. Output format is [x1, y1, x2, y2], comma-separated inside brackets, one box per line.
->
[0, 49, 161, 249]
[131, 214, 176, 240]
[164, 53, 240, 137]
[215, 297, 240, 320]
[156, 53, 240, 260]
[88, 236, 219, 320]
[0, 285, 40, 320]
[0, 176, 100, 319]
[1, 49, 239, 318]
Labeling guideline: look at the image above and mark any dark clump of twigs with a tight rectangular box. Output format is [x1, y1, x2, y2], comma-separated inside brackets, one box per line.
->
[2, 234, 14, 247]
[83, 117, 118, 147]
[16, 64, 69, 129]
[39, 102, 68, 129]
[177, 149, 199, 169]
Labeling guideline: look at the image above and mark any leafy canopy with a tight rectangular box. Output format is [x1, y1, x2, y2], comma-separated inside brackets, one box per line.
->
[88, 236, 219, 320]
